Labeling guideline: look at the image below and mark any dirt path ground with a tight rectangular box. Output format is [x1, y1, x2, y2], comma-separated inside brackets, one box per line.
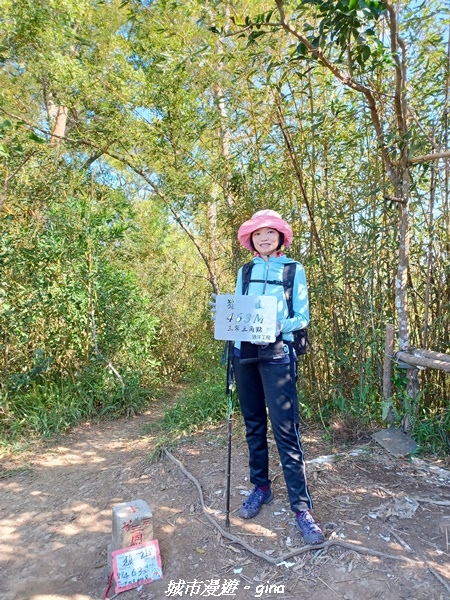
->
[1, 397, 450, 600]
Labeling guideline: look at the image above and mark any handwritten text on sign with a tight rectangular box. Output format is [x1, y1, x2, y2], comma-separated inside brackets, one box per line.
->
[112, 539, 163, 594]
[214, 295, 277, 343]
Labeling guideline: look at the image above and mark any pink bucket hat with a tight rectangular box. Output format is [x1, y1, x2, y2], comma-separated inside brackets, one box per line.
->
[237, 209, 293, 251]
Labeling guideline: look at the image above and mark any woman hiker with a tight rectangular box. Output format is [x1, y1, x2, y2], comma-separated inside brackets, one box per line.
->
[215, 209, 324, 545]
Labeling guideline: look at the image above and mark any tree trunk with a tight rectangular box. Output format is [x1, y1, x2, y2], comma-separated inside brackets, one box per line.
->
[45, 90, 68, 148]
[395, 198, 410, 350]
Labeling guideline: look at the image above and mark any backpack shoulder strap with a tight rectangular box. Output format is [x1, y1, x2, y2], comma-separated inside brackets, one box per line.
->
[241, 262, 254, 295]
[283, 263, 297, 318]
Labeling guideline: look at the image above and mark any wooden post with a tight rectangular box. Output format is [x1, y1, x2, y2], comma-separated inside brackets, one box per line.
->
[383, 324, 395, 425]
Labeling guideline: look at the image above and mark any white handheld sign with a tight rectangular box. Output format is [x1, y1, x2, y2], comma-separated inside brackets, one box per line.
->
[214, 294, 277, 343]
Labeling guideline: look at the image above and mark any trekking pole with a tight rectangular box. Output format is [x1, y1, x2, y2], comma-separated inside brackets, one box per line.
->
[223, 340, 234, 529]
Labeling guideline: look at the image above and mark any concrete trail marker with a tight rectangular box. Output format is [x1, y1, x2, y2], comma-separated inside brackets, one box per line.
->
[109, 499, 162, 593]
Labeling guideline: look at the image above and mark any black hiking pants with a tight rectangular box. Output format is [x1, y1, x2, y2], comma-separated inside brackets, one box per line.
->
[233, 356, 313, 513]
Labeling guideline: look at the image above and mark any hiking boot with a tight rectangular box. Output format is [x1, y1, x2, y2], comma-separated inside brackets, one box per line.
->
[295, 510, 325, 545]
[239, 485, 273, 519]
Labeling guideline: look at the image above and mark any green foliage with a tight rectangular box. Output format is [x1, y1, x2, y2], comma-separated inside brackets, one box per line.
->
[122, 198, 214, 378]
[1, 363, 149, 440]
[381, 365, 449, 453]
[0, 158, 161, 440]
[142, 357, 237, 457]
[413, 406, 450, 456]
[296, 0, 385, 68]
[161, 377, 227, 435]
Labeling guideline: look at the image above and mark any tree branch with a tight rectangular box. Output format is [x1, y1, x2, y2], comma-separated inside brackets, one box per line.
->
[164, 448, 426, 567]
[382, 1, 407, 138]
[408, 107, 440, 152]
[102, 150, 220, 293]
[272, 91, 329, 269]
[408, 150, 450, 165]
[273, 0, 398, 187]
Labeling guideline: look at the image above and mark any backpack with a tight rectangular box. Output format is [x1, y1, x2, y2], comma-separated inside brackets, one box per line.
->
[241, 261, 311, 355]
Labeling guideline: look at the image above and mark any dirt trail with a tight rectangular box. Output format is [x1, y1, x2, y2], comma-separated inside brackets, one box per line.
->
[1, 398, 450, 600]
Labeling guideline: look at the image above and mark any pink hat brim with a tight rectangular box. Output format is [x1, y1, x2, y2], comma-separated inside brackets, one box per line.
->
[237, 213, 293, 251]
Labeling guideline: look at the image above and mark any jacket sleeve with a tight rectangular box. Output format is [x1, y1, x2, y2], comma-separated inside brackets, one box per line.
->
[279, 263, 310, 333]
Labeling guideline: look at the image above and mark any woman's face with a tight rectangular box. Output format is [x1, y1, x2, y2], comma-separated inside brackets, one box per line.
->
[251, 227, 281, 259]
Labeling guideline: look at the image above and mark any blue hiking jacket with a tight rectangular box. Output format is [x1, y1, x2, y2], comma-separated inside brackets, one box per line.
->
[234, 254, 309, 350]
